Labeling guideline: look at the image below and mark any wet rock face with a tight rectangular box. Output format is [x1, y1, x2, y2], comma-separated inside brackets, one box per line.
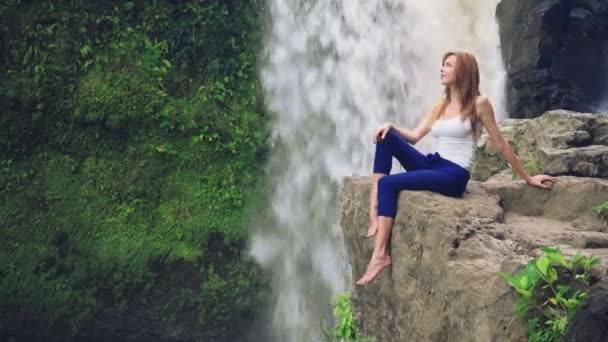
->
[496, 0, 608, 118]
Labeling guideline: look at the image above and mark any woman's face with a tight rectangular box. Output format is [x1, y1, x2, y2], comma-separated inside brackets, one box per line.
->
[440, 54, 457, 86]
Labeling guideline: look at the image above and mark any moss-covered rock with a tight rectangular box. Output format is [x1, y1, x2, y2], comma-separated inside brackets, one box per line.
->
[473, 110, 608, 180]
[0, 135, 269, 341]
[0, 1, 270, 341]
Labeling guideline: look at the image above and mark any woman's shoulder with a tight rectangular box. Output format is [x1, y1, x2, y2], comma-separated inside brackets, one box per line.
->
[432, 98, 447, 109]
[475, 95, 491, 107]
[474, 96, 493, 118]
[430, 98, 447, 115]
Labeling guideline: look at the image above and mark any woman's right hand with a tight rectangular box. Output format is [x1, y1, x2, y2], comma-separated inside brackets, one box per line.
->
[373, 123, 392, 143]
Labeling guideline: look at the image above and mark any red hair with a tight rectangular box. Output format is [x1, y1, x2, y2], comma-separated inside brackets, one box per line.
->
[434, 52, 481, 128]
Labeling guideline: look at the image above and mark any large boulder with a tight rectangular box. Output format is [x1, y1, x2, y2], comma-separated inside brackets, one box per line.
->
[472, 110, 608, 181]
[339, 174, 608, 342]
[496, 0, 608, 118]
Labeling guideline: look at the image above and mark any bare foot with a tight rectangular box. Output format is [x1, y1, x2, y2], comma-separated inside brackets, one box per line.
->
[355, 255, 391, 286]
[365, 220, 378, 237]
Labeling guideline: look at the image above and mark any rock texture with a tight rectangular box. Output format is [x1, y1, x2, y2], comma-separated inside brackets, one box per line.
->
[340, 174, 608, 342]
[560, 278, 608, 342]
[472, 110, 608, 181]
[496, 0, 608, 118]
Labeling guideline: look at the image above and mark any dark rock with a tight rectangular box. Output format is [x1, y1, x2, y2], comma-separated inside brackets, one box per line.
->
[496, 0, 608, 118]
[560, 278, 608, 342]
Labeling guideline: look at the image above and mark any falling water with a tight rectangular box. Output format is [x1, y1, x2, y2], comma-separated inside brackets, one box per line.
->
[249, 1, 506, 341]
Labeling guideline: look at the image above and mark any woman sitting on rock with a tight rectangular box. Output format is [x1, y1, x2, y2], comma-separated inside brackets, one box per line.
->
[356, 52, 557, 286]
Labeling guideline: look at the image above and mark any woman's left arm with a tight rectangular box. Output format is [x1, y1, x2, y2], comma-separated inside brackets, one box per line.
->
[476, 96, 557, 189]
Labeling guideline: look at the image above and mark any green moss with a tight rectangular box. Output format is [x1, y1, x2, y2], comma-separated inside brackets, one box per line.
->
[71, 29, 169, 129]
[524, 159, 543, 177]
[1, 130, 268, 338]
[512, 135, 526, 154]
[594, 201, 608, 223]
[0, 1, 269, 339]
[471, 149, 508, 181]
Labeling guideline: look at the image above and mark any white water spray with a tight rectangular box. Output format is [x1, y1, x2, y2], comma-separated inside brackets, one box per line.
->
[250, 1, 506, 341]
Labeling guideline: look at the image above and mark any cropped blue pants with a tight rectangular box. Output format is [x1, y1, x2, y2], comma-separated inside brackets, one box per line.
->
[374, 129, 470, 218]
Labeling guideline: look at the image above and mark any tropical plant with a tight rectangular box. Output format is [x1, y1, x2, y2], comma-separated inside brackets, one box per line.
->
[500, 247, 600, 342]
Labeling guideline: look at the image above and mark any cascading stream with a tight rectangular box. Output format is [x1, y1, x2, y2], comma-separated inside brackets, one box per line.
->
[250, 1, 506, 341]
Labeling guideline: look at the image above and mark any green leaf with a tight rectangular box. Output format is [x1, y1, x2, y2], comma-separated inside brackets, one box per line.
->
[535, 257, 550, 278]
[540, 247, 570, 269]
[515, 288, 532, 299]
[547, 267, 559, 285]
[80, 45, 92, 57]
[499, 272, 525, 291]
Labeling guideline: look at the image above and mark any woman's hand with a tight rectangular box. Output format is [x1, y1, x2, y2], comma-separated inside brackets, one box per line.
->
[373, 123, 392, 143]
[527, 174, 558, 189]
[476, 97, 557, 189]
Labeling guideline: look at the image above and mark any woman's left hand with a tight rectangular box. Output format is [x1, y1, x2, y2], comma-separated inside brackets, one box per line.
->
[527, 174, 558, 189]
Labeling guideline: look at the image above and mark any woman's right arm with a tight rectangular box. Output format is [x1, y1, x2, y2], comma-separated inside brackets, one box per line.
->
[374, 105, 436, 144]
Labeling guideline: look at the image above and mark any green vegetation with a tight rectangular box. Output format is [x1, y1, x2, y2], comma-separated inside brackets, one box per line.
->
[524, 159, 543, 177]
[593, 201, 608, 224]
[1, 1, 269, 340]
[500, 247, 600, 342]
[323, 292, 375, 342]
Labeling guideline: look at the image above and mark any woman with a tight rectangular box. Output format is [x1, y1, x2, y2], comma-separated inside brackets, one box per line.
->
[356, 52, 557, 286]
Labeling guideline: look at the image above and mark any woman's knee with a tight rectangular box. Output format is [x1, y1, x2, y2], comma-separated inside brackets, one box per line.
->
[380, 129, 412, 150]
[384, 129, 400, 142]
[376, 128, 397, 144]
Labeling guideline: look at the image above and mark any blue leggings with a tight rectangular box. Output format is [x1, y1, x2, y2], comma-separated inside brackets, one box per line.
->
[374, 129, 470, 217]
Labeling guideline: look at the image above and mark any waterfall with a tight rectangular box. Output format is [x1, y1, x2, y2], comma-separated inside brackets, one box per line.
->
[249, 1, 506, 340]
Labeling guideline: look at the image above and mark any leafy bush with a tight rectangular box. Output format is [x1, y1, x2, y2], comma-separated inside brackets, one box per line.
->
[323, 292, 375, 342]
[332, 292, 357, 340]
[500, 247, 600, 342]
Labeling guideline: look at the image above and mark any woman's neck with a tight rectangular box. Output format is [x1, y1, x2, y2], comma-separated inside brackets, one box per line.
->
[448, 86, 461, 106]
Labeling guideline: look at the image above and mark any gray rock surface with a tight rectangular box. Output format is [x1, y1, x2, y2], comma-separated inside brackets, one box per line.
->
[472, 110, 608, 181]
[340, 174, 608, 342]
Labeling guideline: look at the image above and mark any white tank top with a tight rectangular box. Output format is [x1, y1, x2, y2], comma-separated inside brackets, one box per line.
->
[430, 115, 475, 170]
